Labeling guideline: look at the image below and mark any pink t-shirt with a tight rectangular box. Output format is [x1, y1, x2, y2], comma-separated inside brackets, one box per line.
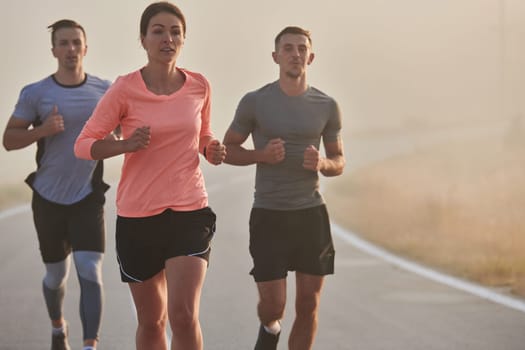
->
[75, 68, 213, 217]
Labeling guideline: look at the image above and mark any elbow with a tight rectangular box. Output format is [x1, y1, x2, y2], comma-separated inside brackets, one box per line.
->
[73, 141, 82, 158]
[328, 168, 343, 176]
[338, 158, 346, 175]
[3, 136, 16, 151]
[335, 159, 346, 176]
[73, 147, 90, 160]
[322, 157, 345, 177]
[73, 139, 93, 160]
[323, 168, 344, 177]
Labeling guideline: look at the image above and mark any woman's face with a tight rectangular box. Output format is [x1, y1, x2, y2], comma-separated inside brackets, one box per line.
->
[141, 12, 184, 65]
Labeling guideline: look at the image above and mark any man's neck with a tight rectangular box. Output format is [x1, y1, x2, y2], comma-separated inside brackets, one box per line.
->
[278, 75, 308, 96]
[54, 68, 86, 86]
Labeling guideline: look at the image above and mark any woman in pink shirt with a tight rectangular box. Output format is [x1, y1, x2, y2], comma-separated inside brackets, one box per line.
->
[75, 2, 226, 349]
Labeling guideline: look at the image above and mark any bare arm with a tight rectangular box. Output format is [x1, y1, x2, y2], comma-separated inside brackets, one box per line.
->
[303, 137, 345, 176]
[222, 129, 285, 166]
[3, 106, 64, 151]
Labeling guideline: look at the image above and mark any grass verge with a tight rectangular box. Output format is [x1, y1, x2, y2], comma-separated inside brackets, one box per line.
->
[325, 136, 525, 298]
[0, 183, 31, 211]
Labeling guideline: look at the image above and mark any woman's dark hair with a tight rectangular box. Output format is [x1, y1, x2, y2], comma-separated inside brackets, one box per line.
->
[140, 1, 186, 37]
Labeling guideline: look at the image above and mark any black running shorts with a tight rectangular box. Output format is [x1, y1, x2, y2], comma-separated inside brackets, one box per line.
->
[249, 204, 335, 282]
[31, 191, 106, 263]
[116, 207, 216, 283]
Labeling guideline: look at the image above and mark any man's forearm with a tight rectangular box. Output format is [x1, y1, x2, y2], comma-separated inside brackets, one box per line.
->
[320, 155, 345, 176]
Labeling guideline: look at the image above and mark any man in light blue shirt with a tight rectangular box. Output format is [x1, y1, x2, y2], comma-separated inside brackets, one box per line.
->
[3, 19, 111, 350]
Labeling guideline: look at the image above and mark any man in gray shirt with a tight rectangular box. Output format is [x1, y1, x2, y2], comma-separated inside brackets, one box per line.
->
[223, 26, 345, 350]
[2, 19, 111, 350]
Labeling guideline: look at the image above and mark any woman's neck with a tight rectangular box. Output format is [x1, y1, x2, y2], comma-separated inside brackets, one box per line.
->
[141, 63, 184, 95]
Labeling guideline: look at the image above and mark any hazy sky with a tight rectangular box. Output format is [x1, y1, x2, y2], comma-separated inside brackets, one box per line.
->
[1, 0, 524, 183]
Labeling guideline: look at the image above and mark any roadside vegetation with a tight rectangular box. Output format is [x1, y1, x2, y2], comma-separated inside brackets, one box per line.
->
[0, 184, 30, 211]
[326, 130, 525, 298]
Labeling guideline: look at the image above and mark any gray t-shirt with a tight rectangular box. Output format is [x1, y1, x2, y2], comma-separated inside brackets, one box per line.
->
[12, 74, 111, 204]
[230, 81, 342, 210]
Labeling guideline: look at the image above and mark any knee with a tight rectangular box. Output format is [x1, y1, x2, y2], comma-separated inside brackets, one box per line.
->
[258, 297, 285, 323]
[43, 259, 70, 289]
[139, 318, 167, 338]
[74, 251, 103, 284]
[169, 307, 198, 332]
[44, 271, 67, 289]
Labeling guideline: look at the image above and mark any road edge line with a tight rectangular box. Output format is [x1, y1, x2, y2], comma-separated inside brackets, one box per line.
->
[331, 222, 525, 313]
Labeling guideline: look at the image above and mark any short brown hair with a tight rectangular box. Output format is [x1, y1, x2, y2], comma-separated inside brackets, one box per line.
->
[274, 26, 312, 49]
[47, 19, 86, 47]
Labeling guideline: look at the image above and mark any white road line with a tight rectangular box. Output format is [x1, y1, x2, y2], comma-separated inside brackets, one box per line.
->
[331, 222, 525, 313]
[0, 204, 30, 220]
[3, 189, 524, 314]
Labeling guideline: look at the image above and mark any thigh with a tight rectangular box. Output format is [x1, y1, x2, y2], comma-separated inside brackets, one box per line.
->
[165, 256, 207, 317]
[31, 192, 70, 263]
[295, 272, 324, 299]
[68, 193, 106, 253]
[129, 270, 168, 324]
[257, 278, 287, 310]
[294, 273, 325, 317]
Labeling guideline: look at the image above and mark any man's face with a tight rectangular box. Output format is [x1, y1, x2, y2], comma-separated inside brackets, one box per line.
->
[273, 33, 314, 79]
[51, 27, 87, 70]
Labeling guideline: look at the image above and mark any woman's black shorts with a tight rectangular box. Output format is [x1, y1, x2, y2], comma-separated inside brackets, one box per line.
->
[116, 207, 216, 283]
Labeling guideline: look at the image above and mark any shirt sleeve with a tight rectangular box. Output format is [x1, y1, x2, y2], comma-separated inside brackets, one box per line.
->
[12, 85, 39, 123]
[322, 99, 342, 143]
[229, 92, 256, 136]
[198, 75, 214, 154]
[74, 79, 125, 160]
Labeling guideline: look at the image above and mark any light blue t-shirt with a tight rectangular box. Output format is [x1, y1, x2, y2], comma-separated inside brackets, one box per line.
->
[230, 81, 342, 210]
[12, 74, 111, 205]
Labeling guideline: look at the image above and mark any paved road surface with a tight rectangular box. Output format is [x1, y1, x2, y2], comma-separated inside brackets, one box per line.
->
[2, 122, 525, 349]
[1, 164, 525, 350]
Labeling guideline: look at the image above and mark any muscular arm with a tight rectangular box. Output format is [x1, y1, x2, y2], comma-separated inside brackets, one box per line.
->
[3, 117, 43, 151]
[319, 138, 345, 176]
[223, 129, 285, 166]
[3, 109, 64, 151]
[303, 137, 345, 176]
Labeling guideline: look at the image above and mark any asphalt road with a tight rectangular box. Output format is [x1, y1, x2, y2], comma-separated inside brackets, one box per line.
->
[1, 163, 525, 350]
[1, 121, 525, 349]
